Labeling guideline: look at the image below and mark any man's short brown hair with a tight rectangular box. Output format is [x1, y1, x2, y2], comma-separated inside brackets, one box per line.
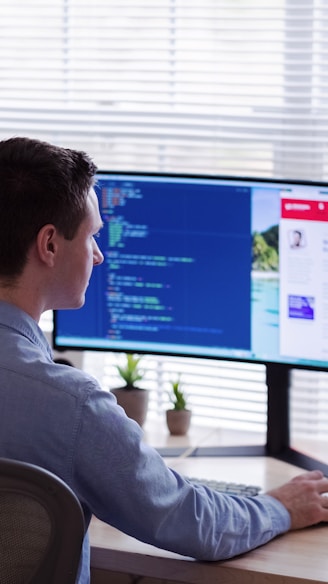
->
[0, 137, 97, 279]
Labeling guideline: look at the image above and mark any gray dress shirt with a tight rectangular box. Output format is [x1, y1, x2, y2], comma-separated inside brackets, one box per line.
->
[0, 301, 290, 584]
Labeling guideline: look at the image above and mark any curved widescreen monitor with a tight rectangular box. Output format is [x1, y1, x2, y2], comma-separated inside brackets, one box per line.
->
[54, 171, 328, 371]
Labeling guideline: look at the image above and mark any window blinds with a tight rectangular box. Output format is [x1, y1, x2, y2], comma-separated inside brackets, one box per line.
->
[1, 1, 328, 179]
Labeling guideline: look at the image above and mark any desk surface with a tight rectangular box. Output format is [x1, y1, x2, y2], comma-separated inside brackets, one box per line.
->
[89, 455, 328, 584]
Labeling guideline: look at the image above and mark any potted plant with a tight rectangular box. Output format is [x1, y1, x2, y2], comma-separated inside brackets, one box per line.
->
[111, 354, 149, 427]
[166, 377, 191, 435]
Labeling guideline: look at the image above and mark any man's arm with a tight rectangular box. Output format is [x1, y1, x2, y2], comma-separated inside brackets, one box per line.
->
[73, 383, 328, 561]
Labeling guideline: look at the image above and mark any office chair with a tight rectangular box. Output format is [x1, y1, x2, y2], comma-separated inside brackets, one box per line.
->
[0, 457, 85, 584]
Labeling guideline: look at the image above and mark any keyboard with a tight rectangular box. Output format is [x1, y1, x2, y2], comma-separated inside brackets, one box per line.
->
[185, 476, 262, 497]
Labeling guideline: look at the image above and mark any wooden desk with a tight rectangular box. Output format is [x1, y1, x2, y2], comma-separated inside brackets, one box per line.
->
[89, 455, 328, 583]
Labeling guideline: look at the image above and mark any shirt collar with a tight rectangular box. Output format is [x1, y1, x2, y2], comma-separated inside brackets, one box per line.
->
[0, 300, 53, 360]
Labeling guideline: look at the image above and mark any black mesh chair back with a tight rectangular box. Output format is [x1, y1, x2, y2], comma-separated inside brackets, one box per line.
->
[0, 458, 85, 584]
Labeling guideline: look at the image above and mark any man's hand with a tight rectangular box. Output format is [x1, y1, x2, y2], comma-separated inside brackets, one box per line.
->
[267, 470, 328, 530]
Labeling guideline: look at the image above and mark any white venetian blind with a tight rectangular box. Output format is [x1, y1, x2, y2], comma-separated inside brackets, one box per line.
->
[0, 0, 328, 179]
[4, 0, 328, 445]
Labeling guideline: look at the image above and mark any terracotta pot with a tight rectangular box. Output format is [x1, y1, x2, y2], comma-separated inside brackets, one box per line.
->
[166, 409, 192, 435]
[111, 386, 149, 427]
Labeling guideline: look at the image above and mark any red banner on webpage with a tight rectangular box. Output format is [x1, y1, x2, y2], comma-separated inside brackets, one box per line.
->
[281, 198, 328, 222]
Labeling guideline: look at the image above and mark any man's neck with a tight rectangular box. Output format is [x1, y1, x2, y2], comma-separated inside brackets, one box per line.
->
[0, 284, 41, 322]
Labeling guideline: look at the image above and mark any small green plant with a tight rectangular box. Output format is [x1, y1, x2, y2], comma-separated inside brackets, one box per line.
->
[116, 354, 144, 389]
[169, 377, 187, 410]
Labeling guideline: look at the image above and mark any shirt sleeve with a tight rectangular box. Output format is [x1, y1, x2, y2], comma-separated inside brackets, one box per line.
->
[73, 384, 291, 561]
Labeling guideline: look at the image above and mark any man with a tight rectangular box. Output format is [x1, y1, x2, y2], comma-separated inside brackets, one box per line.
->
[0, 136, 327, 584]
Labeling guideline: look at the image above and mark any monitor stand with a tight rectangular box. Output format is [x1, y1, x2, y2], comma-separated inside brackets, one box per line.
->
[266, 363, 328, 474]
[157, 362, 328, 475]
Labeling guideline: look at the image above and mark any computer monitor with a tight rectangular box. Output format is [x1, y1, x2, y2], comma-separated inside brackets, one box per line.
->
[53, 171, 328, 468]
[54, 171, 328, 367]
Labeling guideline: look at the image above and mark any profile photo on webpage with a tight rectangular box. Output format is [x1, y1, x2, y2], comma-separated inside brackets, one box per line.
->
[289, 228, 306, 249]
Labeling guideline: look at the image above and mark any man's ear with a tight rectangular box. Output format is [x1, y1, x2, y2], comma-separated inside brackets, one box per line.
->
[36, 224, 58, 267]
